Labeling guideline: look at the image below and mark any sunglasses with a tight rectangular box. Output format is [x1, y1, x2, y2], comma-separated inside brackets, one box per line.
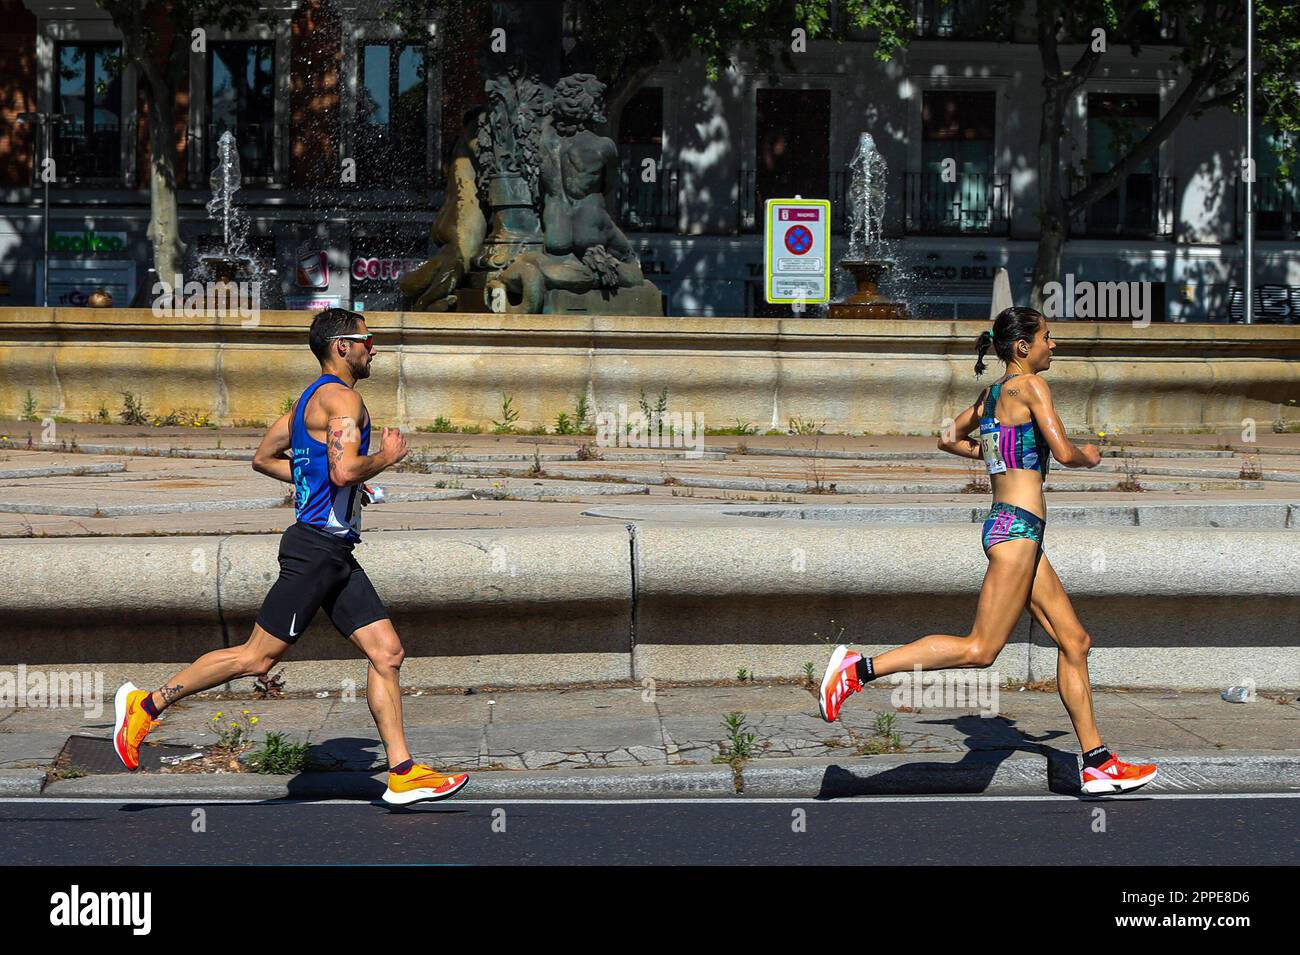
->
[327, 333, 374, 345]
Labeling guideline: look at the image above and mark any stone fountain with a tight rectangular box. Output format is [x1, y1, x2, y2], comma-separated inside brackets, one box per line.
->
[827, 133, 908, 321]
[400, 66, 660, 315]
[185, 131, 283, 308]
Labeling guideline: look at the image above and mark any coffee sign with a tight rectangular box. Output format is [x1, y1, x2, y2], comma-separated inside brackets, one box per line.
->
[351, 256, 423, 283]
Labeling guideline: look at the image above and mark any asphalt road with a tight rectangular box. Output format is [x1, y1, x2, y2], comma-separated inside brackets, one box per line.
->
[2, 793, 1297, 865]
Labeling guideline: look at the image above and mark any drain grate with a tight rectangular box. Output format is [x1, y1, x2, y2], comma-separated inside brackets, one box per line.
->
[56, 734, 202, 775]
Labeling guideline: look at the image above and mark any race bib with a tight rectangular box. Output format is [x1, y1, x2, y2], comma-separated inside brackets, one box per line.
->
[980, 423, 1007, 474]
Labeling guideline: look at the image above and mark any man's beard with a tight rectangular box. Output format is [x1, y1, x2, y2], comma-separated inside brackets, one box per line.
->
[350, 355, 371, 380]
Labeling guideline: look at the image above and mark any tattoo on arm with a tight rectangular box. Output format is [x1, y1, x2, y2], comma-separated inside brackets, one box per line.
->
[326, 416, 358, 476]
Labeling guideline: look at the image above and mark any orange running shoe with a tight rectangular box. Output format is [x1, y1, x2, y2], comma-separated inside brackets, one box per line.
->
[112, 682, 160, 771]
[1081, 754, 1158, 795]
[382, 764, 470, 806]
[818, 644, 864, 722]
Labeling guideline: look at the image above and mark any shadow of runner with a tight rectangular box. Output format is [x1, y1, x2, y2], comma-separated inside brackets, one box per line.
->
[816, 714, 1084, 798]
[285, 736, 387, 799]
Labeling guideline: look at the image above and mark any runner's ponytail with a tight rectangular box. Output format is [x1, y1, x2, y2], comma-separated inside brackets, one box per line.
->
[977, 306, 1043, 377]
[975, 329, 994, 376]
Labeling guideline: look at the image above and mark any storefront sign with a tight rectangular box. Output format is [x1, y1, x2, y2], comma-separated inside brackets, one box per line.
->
[51, 230, 128, 255]
[351, 256, 424, 283]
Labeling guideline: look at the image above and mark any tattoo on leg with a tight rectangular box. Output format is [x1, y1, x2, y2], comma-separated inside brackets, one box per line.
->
[160, 684, 184, 704]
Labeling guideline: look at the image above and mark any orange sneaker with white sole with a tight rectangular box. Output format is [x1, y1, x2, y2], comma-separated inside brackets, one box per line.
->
[1081, 755, 1158, 794]
[382, 764, 470, 805]
[112, 681, 160, 771]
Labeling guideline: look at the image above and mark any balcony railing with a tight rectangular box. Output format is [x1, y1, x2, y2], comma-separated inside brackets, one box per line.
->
[913, 0, 1012, 40]
[738, 168, 840, 233]
[618, 164, 679, 232]
[206, 122, 275, 182]
[1071, 174, 1175, 239]
[904, 172, 1010, 235]
[51, 123, 122, 182]
[1235, 176, 1300, 240]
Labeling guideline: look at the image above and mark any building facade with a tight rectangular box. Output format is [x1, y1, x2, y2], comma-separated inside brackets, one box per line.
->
[0, 0, 1295, 321]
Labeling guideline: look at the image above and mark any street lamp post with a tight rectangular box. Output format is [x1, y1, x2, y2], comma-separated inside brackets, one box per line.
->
[1244, 0, 1254, 324]
[16, 111, 70, 308]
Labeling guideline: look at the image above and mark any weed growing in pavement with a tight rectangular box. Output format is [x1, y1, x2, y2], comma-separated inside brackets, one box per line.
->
[802, 661, 816, 687]
[210, 710, 258, 752]
[858, 711, 904, 755]
[716, 712, 758, 761]
[1238, 450, 1263, 481]
[245, 732, 312, 774]
[492, 394, 519, 434]
[21, 390, 38, 421]
[964, 458, 991, 493]
[1115, 448, 1144, 492]
[120, 392, 149, 425]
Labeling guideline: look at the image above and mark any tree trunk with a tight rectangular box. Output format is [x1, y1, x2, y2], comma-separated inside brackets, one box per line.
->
[141, 68, 186, 293]
[1031, 74, 1070, 312]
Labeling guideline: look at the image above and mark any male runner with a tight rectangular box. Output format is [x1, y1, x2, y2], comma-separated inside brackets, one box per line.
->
[111, 308, 468, 805]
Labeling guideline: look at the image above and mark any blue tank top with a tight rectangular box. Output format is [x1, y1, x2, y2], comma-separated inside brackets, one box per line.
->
[978, 376, 1051, 478]
[290, 374, 371, 543]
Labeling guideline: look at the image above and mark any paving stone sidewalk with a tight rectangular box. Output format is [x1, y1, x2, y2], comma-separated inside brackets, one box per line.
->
[2, 682, 1297, 776]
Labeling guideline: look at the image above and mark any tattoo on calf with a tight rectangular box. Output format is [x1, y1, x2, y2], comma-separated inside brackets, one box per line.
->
[160, 684, 184, 704]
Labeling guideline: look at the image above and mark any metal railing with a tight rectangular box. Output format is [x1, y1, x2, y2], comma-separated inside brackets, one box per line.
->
[904, 171, 1010, 234]
[1227, 285, 1299, 324]
[738, 168, 837, 233]
[913, 0, 1012, 40]
[1071, 174, 1175, 238]
[1235, 176, 1300, 240]
[618, 164, 679, 232]
[51, 123, 122, 182]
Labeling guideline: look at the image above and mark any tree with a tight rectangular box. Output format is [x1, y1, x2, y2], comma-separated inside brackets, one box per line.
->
[96, 1, 267, 289]
[853, 0, 1300, 307]
[388, 1, 1300, 308]
[383, 1, 862, 143]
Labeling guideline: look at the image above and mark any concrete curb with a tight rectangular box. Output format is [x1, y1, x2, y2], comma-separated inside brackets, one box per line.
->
[29, 751, 1300, 800]
[0, 768, 48, 796]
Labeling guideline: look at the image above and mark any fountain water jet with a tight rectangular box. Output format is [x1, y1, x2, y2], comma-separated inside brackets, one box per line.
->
[828, 132, 909, 321]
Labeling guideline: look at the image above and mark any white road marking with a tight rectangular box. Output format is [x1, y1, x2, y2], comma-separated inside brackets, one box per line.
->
[1, 792, 1298, 807]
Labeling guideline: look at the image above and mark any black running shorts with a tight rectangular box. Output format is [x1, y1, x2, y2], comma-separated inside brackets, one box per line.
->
[255, 522, 390, 644]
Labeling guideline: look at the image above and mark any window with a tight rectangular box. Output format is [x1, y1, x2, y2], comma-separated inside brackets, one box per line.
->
[1252, 125, 1299, 239]
[914, 0, 1011, 40]
[617, 87, 674, 231]
[208, 41, 275, 180]
[746, 89, 830, 232]
[1084, 92, 1162, 236]
[53, 42, 122, 182]
[909, 90, 1006, 233]
[356, 42, 428, 185]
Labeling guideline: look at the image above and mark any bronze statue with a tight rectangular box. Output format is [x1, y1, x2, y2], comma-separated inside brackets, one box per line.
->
[398, 109, 487, 312]
[401, 73, 656, 314]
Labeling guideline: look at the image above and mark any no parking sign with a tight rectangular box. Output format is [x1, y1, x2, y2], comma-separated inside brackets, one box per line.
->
[764, 198, 831, 305]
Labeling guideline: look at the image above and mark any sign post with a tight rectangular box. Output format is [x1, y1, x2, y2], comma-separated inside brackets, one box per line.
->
[763, 197, 831, 309]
